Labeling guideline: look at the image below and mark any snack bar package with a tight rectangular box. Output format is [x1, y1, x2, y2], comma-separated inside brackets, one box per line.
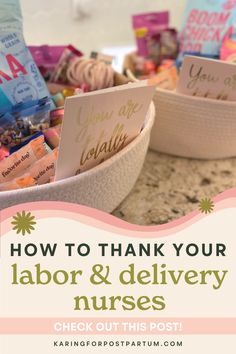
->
[0, 0, 53, 115]
[0, 173, 36, 191]
[132, 12, 169, 57]
[178, 0, 236, 62]
[29, 45, 67, 81]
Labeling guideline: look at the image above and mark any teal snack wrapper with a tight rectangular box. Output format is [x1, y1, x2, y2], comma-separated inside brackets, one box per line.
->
[0, 0, 53, 114]
[178, 0, 236, 62]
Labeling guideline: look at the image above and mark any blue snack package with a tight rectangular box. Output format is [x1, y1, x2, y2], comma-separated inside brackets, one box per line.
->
[178, 0, 236, 62]
[0, 0, 53, 114]
[9, 131, 44, 154]
[8, 130, 52, 155]
[0, 98, 51, 148]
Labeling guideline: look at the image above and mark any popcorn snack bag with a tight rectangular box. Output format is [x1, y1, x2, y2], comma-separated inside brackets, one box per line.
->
[178, 0, 236, 62]
[0, 0, 52, 115]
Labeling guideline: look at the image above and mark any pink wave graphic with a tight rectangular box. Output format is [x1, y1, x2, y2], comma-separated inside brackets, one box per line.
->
[1, 187, 236, 238]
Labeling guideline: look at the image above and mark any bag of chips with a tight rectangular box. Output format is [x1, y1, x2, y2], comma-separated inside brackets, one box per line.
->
[0, 0, 53, 115]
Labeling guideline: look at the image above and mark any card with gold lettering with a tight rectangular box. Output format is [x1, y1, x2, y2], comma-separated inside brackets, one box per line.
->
[177, 55, 236, 101]
[55, 82, 155, 180]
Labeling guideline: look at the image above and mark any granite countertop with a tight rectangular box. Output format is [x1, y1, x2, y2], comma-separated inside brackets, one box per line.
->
[112, 150, 236, 225]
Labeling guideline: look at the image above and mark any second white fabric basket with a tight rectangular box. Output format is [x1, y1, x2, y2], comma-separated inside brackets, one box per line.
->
[150, 88, 236, 159]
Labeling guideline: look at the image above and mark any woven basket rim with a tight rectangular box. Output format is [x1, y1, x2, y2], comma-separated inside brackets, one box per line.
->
[156, 87, 236, 107]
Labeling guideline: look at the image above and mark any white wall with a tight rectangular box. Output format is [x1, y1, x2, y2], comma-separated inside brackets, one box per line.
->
[21, 0, 187, 55]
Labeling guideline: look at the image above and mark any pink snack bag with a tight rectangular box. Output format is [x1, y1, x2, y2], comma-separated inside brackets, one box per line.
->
[50, 45, 83, 84]
[29, 45, 67, 80]
[132, 12, 169, 57]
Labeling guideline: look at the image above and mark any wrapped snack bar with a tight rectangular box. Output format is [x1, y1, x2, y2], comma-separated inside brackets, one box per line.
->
[27, 147, 58, 185]
[0, 173, 36, 191]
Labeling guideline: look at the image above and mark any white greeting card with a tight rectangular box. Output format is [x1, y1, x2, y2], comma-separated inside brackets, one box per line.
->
[55, 82, 155, 180]
[177, 55, 236, 101]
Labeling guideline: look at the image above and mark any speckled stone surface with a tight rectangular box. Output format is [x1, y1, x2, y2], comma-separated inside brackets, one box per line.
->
[112, 150, 236, 225]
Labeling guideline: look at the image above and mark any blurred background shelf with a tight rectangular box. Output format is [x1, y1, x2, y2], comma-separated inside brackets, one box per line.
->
[21, 0, 186, 55]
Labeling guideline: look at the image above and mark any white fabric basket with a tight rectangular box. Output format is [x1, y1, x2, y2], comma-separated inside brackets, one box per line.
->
[0, 103, 155, 213]
[150, 88, 236, 159]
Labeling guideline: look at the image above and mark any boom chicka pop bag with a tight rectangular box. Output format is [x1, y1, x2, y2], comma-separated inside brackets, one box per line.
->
[178, 0, 236, 62]
[0, 0, 52, 115]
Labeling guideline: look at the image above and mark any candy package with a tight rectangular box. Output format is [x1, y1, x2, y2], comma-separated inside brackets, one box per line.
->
[50, 45, 83, 84]
[132, 12, 169, 57]
[29, 45, 67, 81]
[148, 28, 178, 64]
[178, 0, 236, 62]
[0, 0, 53, 115]
[27, 147, 58, 185]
